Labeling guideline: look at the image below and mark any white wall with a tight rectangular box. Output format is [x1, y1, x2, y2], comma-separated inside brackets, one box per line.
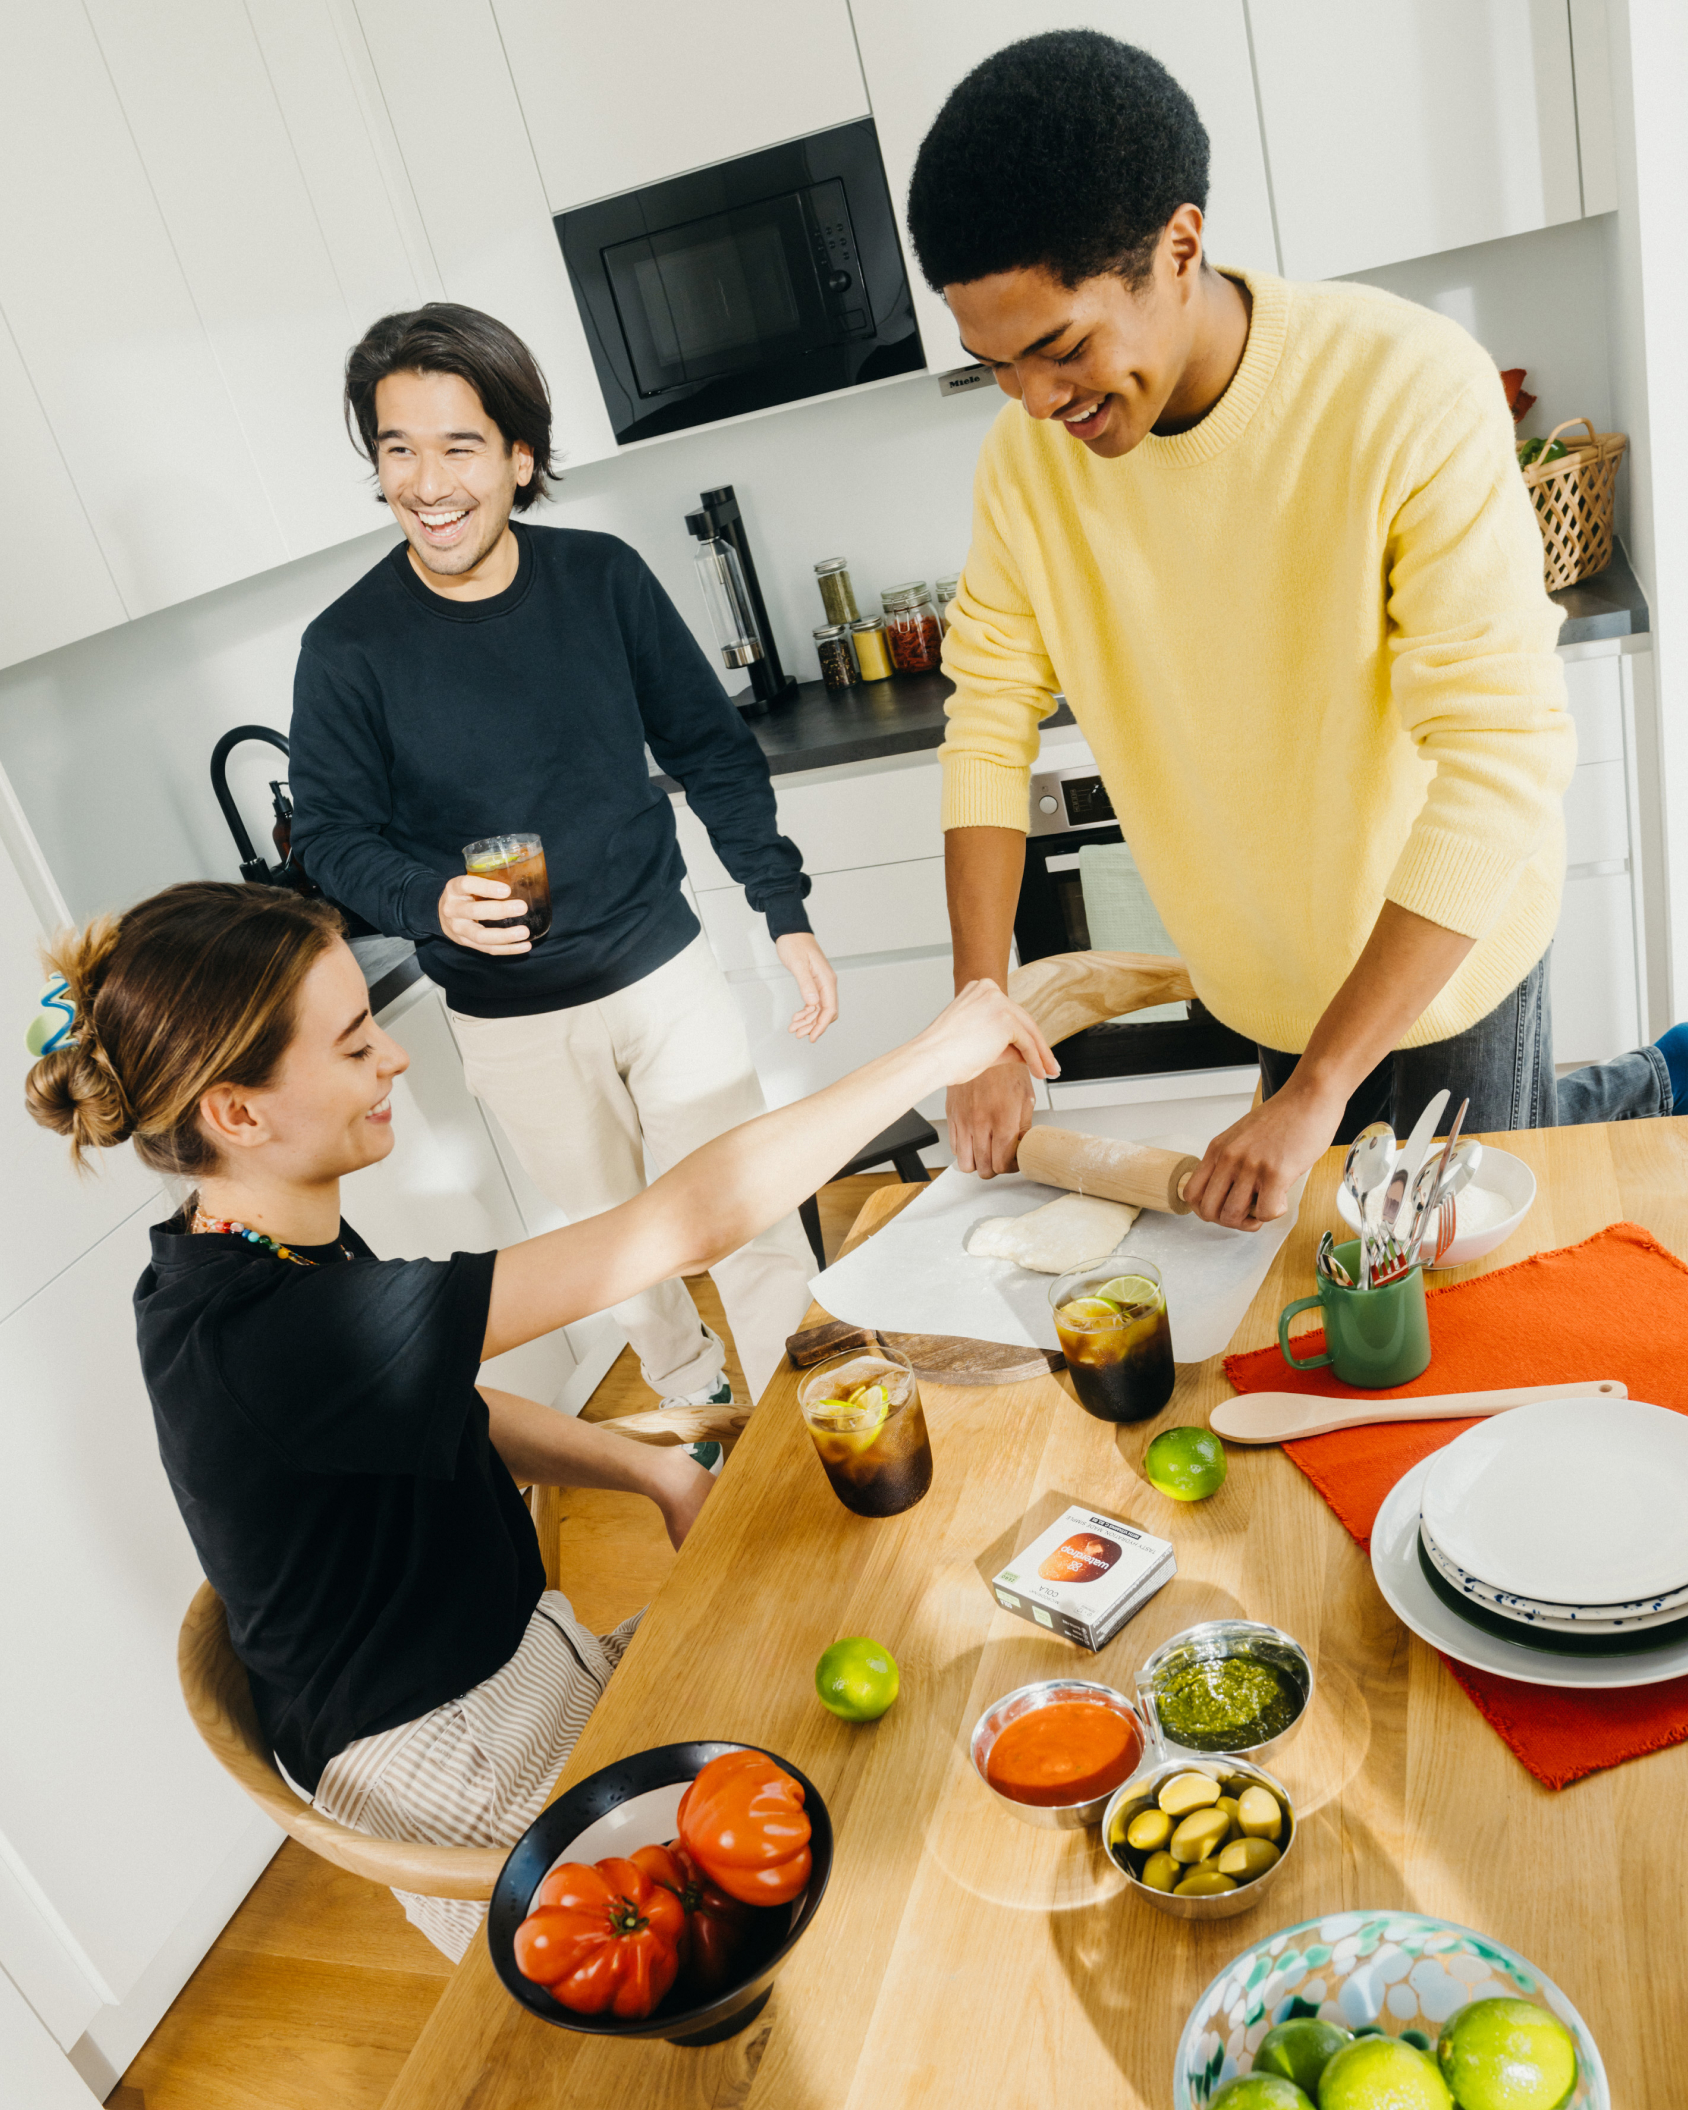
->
[1342, 213, 1614, 447]
[0, 366, 1000, 921]
[0, 217, 1620, 928]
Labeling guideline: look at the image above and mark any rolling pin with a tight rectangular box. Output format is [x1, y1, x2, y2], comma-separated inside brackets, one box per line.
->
[1015, 1125, 1199, 1215]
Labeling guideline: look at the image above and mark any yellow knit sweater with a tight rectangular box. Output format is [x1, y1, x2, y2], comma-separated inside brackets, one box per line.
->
[939, 269, 1575, 1052]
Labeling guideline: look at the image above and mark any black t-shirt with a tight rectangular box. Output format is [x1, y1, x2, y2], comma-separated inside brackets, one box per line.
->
[135, 1213, 543, 1793]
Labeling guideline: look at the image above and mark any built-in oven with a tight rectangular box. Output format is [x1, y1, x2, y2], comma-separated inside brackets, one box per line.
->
[556, 119, 923, 445]
[1018, 758, 1257, 1082]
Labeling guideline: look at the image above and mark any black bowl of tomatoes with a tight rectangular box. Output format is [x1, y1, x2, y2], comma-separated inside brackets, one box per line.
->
[487, 1740, 833, 2046]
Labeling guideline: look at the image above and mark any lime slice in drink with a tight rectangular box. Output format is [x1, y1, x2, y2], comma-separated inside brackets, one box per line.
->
[1057, 1296, 1122, 1329]
[1097, 1274, 1160, 1313]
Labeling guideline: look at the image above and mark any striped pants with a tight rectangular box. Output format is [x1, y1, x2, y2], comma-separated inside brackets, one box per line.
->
[312, 1593, 642, 1960]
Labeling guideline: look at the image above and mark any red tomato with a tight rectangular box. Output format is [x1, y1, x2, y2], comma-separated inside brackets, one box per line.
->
[630, 1839, 755, 1996]
[677, 1750, 812, 1907]
[512, 1856, 684, 2018]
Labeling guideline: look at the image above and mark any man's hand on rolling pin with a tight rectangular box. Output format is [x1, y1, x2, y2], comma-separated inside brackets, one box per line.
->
[915, 981, 1060, 1099]
[946, 1060, 1036, 1180]
[438, 873, 532, 955]
[774, 932, 839, 1042]
[1182, 1073, 1345, 1230]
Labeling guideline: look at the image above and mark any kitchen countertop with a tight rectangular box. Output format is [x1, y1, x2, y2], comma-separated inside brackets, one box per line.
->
[653, 548, 1646, 791]
[651, 674, 1074, 789]
[1552, 542, 1649, 644]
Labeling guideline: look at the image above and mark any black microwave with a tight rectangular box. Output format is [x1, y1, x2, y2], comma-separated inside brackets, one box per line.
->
[1018, 760, 1257, 1082]
[555, 119, 924, 445]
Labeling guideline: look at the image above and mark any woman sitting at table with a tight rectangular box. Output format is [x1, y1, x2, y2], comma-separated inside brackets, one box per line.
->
[24, 880, 1056, 1958]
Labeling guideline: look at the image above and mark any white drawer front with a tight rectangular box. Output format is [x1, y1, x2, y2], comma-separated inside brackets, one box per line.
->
[1563, 759, 1630, 869]
[673, 757, 945, 891]
[698, 857, 950, 971]
[725, 951, 957, 1123]
[1560, 653, 1623, 765]
[1552, 872, 1640, 1063]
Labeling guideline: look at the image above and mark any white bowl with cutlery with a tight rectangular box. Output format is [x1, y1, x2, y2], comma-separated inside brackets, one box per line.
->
[1337, 1140, 1535, 1268]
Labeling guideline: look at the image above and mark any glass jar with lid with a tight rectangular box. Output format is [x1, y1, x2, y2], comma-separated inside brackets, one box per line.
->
[881, 583, 942, 674]
[814, 557, 860, 628]
[849, 614, 894, 682]
[936, 573, 961, 632]
[813, 622, 859, 689]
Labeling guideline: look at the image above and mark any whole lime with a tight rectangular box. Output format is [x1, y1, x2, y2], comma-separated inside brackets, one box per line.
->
[1254, 2017, 1353, 2095]
[1210, 2075, 1314, 2109]
[1144, 1424, 1228, 1502]
[1318, 2035, 1452, 2110]
[1434, 1999, 1578, 2110]
[815, 1636, 899, 1722]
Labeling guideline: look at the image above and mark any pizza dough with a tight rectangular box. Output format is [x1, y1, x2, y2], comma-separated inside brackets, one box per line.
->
[966, 1191, 1141, 1274]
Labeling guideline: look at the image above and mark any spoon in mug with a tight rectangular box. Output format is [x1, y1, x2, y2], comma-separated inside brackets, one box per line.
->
[1342, 1122, 1396, 1289]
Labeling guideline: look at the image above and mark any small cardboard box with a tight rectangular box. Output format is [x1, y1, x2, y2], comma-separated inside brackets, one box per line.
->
[990, 1506, 1175, 1652]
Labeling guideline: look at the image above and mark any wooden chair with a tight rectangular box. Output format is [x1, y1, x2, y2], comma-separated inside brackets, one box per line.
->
[177, 1581, 504, 1901]
[798, 1107, 939, 1270]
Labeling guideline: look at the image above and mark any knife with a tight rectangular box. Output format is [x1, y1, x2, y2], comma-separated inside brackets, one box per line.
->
[1386, 1087, 1449, 1237]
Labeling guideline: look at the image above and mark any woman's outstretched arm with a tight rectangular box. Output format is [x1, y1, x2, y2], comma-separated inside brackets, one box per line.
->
[483, 980, 1057, 1360]
[479, 1386, 713, 1551]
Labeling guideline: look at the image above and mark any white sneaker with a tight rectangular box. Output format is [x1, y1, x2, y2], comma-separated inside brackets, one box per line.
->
[658, 1373, 731, 1476]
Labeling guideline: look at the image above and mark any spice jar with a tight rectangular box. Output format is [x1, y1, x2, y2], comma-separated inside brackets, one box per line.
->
[882, 583, 942, 674]
[849, 614, 894, 682]
[813, 622, 859, 689]
[814, 557, 860, 627]
[936, 573, 961, 632]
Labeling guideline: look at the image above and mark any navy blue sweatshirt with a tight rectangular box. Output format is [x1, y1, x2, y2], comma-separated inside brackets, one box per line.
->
[289, 522, 811, 1018]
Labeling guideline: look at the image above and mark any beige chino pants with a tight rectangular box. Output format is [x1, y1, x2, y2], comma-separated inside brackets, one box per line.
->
[448, 934, 814, 1403]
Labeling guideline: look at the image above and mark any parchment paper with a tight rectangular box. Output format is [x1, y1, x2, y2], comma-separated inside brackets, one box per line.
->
[811, 1160, 1305, 1366]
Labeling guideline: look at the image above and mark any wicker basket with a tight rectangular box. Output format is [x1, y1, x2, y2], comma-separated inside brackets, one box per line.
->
[1518, 417, 1627, 591]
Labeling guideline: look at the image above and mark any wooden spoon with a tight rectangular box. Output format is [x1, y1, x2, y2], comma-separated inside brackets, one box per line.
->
[1209, 1378, 1628, 1445]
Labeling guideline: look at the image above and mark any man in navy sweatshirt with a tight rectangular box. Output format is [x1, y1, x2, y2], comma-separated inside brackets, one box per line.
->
[289, 303, 833, 1415]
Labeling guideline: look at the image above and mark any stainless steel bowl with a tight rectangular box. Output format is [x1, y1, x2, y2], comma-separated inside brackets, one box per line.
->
[1135, 1618, 1312, 1767]
[968, 1678, 1147, 1830]
[1102, 1754, 1296, 1920]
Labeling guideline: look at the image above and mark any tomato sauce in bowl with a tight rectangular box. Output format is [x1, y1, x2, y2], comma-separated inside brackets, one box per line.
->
[984, 1698, 1143, 1808]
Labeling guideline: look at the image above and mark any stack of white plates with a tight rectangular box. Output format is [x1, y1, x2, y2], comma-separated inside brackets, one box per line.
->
[1370, 1396, 1688, 1688]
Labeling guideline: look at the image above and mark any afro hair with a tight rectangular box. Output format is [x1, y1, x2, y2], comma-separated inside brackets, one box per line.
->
[907, 30, 1210, 293]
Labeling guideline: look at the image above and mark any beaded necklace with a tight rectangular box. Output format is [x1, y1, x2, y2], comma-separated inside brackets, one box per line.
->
[190, 1204, 351, 1267]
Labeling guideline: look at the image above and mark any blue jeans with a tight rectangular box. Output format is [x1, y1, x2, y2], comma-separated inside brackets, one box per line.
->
[1257, 950, 1671, 1146]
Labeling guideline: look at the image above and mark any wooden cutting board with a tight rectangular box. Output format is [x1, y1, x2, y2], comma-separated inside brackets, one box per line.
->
[790, 1185, 1065, 1387]
[787, 1318, 1063, 1387]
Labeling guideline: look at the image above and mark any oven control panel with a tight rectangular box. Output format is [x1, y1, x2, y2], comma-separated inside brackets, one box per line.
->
[1029, 766, 1117, 837]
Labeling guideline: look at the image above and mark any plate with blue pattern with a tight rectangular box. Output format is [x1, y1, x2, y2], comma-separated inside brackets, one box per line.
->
[1174, 1910, 1607, 2108]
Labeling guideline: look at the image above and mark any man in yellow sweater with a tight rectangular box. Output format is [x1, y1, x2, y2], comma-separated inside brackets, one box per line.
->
[908, 30, 1671, 1228]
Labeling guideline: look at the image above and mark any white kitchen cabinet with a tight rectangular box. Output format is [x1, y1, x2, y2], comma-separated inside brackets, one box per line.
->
[0, 1970, 96, 2109]
[0, 1210, 281, 2048]
[0, 318, 127, 670]
[851, 0, 1279, 373]
[83, 0, 388, 563]
[1553, 872, 1639, 1060]
[1561, 649, 1623, 763]
[699, 856, 950, 972]
[353, 0, 617, 471]
[725, 950, 957, 1123]
[0, 11, 286, 624]
[1569, 0, 1619, 216]
[495, 0, 869, 213]
[1249, 0, 1582, 280]
[245, 0, 439, 320]
[674, 754, 947, 891]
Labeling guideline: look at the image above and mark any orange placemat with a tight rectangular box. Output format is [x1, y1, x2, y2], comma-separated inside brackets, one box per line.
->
[1224, 1222, 1688, 1788]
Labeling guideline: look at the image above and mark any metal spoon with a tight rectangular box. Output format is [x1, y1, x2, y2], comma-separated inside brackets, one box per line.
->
[1316, 1231, 1355, 1288]
[1342, 1122, 1396, 1289]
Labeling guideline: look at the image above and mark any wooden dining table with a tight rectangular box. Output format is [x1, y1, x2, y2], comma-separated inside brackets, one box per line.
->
[383, 1118, 1688, 2110]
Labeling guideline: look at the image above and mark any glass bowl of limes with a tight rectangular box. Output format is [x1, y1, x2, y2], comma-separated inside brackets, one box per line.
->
[1174, 1910, 1608, 2109]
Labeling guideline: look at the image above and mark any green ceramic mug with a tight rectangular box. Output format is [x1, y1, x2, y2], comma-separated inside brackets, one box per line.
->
[1277, 1238, 1431, 1388]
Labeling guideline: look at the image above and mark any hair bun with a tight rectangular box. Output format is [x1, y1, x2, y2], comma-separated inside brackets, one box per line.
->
[24, 914, 133, 1164]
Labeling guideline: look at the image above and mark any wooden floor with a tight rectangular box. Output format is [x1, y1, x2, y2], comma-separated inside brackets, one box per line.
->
[116, 1174, 900, 2110]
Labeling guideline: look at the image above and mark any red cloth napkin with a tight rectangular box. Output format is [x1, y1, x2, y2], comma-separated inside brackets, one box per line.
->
[1223, 1222, 1688, 1789]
